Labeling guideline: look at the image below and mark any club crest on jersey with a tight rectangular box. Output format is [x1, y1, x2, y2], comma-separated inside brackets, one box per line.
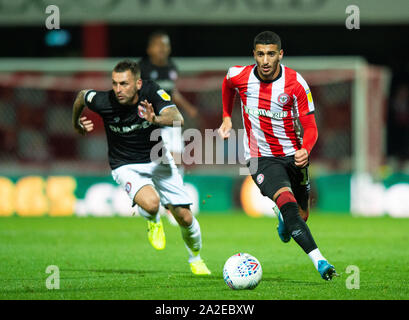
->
[256, 174, 264, 185]
[277, 93, 290, 105]
[244, 105, 288, 119]
[138, 106, 145, 118]
[157, 89, 171, 101]
[125, 182, 132, 194]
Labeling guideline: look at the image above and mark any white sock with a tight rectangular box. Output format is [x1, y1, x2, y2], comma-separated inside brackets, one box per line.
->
[138, 206, 160, 223]
[308, 248, 326, 270]
[180, 217, 202, 263]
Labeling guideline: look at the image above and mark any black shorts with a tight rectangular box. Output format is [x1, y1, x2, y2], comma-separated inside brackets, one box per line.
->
[247, 156, 311, 210]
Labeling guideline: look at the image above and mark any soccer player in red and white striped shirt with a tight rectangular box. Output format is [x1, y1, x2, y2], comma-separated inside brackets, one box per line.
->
[218, 31, 338, 281]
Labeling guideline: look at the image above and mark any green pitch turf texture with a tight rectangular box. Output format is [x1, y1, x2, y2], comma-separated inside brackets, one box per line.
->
[0, 212, 408, 300]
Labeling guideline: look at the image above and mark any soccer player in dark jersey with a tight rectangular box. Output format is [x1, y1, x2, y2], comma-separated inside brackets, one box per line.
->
[218, 31, 338, 280]
[72, 59, 211, 275]
[139, 31, 198, 166]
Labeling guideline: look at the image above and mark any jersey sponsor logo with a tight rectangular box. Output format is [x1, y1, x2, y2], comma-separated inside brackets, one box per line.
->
[125, 182, 132, 194]
[157, 89, 171, 101]
[256, 173, 264, 184]
[306, 89, 313, 103]
[109, 121, 152, 133]
[244, 105, 288, 119]
[277, 93, 290, 105]
[86, 91, 96, 104]
[113, 116, 120, 123]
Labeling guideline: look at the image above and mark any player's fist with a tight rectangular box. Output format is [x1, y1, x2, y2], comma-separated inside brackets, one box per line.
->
[294, 148, 309, 168]
[218, 117, 232, 139]
[138, 100, 156, 123]
[75, 116, 94, 135]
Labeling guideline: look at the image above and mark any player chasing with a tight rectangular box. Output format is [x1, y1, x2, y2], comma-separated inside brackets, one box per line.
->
[218, 31, 338, 280]
[72, 59, 211, 275]
[139, 31, 199, 225]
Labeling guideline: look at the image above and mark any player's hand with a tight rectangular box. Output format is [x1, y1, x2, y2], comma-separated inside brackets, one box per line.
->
[294, 148, 309, 168]
[75, 116, 94, 135]
[218, 117, 232, 139]
[138, 100, 156, 123]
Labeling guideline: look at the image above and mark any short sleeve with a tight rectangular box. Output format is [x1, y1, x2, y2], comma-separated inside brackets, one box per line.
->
[84, 90, 98, 112]
[226, 65, 246, 87]
[149, 82, 177, 114]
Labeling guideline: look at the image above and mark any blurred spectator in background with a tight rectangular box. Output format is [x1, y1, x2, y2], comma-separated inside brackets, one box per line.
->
[138, 31, 198, 172]
[388, 81, 409, 161]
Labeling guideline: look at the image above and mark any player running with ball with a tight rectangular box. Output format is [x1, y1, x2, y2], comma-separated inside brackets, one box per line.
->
[72, 59, 211, 275]
[218, 31, 338, 280]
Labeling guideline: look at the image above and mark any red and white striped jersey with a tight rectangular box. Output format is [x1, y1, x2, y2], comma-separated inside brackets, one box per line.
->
[222, 64, 315, 160]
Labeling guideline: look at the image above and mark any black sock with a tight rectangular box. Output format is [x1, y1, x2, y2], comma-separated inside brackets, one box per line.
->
[280, 202, 317, 254]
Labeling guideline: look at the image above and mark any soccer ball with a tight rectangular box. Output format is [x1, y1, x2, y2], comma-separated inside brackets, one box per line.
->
[223, 253, 262, 290]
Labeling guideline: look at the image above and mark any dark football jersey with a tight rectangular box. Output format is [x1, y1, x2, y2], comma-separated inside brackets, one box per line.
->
[138, 57, 178, 95]
[84, 80, 176, 169]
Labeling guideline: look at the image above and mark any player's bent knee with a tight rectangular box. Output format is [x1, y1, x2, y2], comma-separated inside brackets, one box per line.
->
[135, 195, 160, 215]
[133, 185, 160, 214]
[274, 190, 297, 213]
[144, 202, 160, 215]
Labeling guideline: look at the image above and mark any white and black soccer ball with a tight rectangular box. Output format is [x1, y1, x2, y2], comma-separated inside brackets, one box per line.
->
[223, 253, 262, 290]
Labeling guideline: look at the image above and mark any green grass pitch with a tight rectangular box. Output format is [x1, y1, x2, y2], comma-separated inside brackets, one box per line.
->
[0, 212, 408, 300]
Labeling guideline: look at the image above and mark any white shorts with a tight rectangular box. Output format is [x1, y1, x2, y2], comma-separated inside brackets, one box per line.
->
[111, 153, 192, 208]
[161, 126, 184, 154]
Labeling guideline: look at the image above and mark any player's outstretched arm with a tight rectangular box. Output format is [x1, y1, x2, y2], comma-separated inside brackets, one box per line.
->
[138, 100, 184, 127]
[72, 90, 94, 135]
